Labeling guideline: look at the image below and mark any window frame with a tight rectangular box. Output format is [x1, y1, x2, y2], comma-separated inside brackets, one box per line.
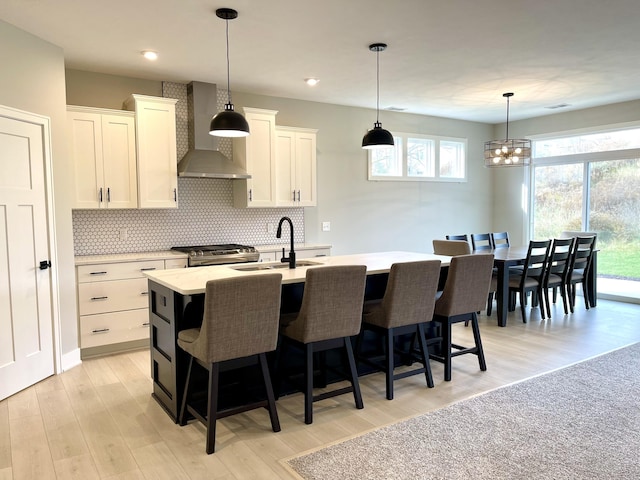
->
[367, 131, 467, 182]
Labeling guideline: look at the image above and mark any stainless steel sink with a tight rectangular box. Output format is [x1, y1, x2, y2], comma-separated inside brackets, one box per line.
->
[230, 260, 322, 271]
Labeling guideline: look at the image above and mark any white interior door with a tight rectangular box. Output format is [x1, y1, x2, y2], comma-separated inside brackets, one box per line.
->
[0, 107, 55, 400]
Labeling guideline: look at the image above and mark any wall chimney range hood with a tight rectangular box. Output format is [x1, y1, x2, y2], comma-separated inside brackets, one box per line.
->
[177, 81, 250, 179]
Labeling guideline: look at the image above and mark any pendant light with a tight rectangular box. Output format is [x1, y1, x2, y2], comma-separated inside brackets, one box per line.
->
[209, 8, 250, 138]
[362, 43, 394, 149]
[484, 92, 531, 167]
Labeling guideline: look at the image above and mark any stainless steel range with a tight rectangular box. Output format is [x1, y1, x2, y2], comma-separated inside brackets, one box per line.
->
[172, 243, 259, 267]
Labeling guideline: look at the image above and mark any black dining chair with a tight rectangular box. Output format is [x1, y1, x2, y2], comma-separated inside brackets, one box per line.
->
[541, 237, 575, 317]
[507, 240, 552, 322]
[491, 232, 510, 249]
[446, 234, 469, 243]
[471, 233, 493, 251]
[567, 236, 597, 312]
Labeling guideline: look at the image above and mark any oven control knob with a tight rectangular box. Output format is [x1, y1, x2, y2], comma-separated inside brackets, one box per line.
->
[196, 250, 204, 256]
[189, 250, 197, 256]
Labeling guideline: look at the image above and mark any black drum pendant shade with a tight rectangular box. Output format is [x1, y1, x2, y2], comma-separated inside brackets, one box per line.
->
[209, 8, 250, 138]
[362, 43, 394, 149]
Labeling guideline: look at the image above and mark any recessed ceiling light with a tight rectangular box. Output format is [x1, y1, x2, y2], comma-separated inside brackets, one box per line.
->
[142, 50, 158, 61]
[304, 78, 319, 86]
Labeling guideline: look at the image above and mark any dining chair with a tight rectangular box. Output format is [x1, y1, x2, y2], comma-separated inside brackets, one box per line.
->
[491, 232, 510, 249]
[433, 239, 471, 256]
[471, 233, 493, 251]
[429, 254, 494, 381]
[567, 236, 597, 312]
[507, 240, 552, 322]
[358, 260, 441, 400]
[177, 273, 283, 454]
[278, 265, 367, 424]
[446, 234, 469, 243]
[541, 237, 575, 317]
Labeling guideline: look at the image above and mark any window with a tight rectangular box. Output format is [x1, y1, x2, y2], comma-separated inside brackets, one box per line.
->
[368, 132, 466, 181]
[530, 125, 640, 298]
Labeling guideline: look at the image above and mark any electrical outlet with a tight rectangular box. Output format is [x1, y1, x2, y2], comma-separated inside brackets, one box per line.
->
[267, 222, 275, 234]
[322, 221, 331, 232]
[119, 228, 128, 241]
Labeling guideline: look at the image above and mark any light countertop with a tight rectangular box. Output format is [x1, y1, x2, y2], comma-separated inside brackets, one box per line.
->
[75, 250, 188, 266]
[143, 251, 451, 296]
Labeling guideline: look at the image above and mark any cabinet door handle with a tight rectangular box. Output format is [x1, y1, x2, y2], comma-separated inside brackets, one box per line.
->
[292, 190, 296, 201]
[297, 190, 301, 202]
[173, 188, 177, 202]
[107, 187, 111, 202]
[142, 322, 150, 327]
[90, 296, 108, 301]
[91, 328, 110, 334]
[249, 189, 253, 202]
[99, 187, 103, 203]
[140, 267, 156, 271]
[140, 291, 149, 296]
[89, 271, 108, 276]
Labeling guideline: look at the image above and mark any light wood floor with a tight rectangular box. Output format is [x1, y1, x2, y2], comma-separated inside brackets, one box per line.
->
[2, 299, 640, 480]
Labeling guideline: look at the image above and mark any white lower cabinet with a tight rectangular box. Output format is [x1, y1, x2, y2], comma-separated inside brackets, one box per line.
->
[77, 256, 186, 352]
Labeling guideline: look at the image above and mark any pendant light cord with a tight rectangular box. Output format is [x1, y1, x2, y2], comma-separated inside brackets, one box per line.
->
[505, 95, 510, 140]
[376, 48, 380, 123]
[225, 18, 232, 104]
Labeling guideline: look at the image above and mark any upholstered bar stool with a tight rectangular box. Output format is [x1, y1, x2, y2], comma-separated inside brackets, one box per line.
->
[279, 265, 367, 424]
[430, 254, 494, 381]
[358, 260, 441, 400]
[177, 273, 283, 454]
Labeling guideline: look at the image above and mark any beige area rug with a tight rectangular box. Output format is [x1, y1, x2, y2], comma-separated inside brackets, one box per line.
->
[285, 343, 640, 479]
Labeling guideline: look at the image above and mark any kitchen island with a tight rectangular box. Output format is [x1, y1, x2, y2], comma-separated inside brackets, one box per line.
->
[144, 251, 450, 421]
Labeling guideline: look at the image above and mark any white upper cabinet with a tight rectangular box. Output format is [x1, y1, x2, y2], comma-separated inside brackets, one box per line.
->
[125, 94, 179, 209]
[233, 107, 278, 208]
[67, 106, 138, 209]
[275, 126, 317, 207]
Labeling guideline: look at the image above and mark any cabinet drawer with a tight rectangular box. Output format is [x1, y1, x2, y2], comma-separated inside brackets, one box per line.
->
[77, 260, 164, 283]
[164, 258, 187, 269]
[78, 277, 150, 315]
[80, 309, 150, 348]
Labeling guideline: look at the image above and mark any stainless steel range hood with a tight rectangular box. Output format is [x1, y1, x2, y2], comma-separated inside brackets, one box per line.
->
[177, 81, 250, 179]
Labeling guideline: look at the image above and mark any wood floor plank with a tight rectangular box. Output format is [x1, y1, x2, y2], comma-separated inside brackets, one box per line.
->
[37, 388, 90, 461]
[0, 401, 10, 470]
[52, 454, 100, 479]
[129, 441, 189, 480]
[95, 383, 161, 449]
[9, 415, 56, 479]
[75, 411, 139, 478]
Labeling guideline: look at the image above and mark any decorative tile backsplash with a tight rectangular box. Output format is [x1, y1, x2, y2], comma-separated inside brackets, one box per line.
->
[72, 178, 304, 255]
[72, 81, 304, 256]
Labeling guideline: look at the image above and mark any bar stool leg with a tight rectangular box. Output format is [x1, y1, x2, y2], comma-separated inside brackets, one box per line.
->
[304, 343, 314, 425]
[205, 362, 220, 454]
[443, 321, 453, 382]
[385, 329, 394, 400]
[179, 356, 194, 426]
[416, 323, 434, 388]
[258, 353, 281, 433]
[470, 313, 487, 372]
[344, 338, 364, 410]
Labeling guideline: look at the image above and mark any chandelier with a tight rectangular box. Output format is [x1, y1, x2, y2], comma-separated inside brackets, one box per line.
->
[484, 93, 531, 167]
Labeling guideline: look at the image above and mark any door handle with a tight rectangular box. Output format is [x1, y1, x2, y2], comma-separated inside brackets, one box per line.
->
[39, 260, 51, 270]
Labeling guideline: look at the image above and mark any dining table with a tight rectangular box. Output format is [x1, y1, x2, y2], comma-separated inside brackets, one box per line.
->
[473, 246, 598, 327]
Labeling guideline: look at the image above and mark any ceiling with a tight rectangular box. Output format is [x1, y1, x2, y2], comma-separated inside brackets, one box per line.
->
[2, 0, 640, 123]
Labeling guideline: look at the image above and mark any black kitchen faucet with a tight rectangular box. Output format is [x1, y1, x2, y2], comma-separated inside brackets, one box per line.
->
[276, 216, 296, 268]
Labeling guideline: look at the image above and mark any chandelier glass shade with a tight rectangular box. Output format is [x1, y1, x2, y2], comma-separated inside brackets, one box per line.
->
[484, 93, 530, 167]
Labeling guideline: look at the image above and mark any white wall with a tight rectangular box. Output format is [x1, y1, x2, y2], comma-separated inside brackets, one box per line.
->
[0, 20, 78, 359]
[233, 92, 495, 254]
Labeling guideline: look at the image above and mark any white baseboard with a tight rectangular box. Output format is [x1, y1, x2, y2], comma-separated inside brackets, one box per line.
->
[61, 348, 82, 372]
